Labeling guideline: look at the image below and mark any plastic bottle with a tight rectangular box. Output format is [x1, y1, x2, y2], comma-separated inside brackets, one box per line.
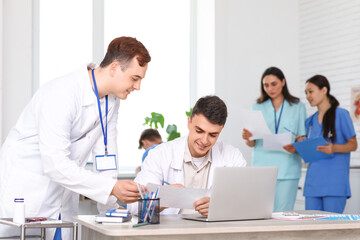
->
[13, 198, 25, 224]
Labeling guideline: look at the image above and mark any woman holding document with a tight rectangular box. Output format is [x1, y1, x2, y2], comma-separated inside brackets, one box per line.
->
[242, 66, 306, 211]
[287, 75, 357, 213]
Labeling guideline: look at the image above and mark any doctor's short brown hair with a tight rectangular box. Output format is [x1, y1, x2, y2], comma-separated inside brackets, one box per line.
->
[191, 95, 228, 126]
[100, 36, 151, 70]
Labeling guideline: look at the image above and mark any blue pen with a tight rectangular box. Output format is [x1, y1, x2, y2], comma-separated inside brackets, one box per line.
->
[162, 180, 171, 185]
[150, 187, 161, 219]
[141, 193, 149, 221]
[108, 209, 116, 216]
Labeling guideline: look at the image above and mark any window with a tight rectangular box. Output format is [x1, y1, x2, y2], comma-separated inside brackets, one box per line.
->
[104, 0, 191, 173]
[39, 0, 92, 86]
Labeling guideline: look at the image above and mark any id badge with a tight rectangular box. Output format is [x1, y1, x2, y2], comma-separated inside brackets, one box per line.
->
[95, 154, 117, 171]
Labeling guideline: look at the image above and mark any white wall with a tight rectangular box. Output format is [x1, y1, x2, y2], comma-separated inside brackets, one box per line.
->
[0, 0, 3, 143]
[2, 0, 33, 141]
[298, 0, 360, 166]
[214, 0, 299, 164]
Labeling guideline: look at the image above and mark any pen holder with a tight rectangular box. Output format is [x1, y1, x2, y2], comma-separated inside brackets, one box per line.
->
[138, 198, 160, 224]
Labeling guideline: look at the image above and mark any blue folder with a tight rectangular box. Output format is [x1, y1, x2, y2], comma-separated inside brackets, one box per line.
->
[293, 137, 335, 163]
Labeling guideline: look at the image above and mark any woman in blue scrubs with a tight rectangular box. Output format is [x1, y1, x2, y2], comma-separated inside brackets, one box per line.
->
[301, 75, 357, 213]
[242, 67, 306, 211]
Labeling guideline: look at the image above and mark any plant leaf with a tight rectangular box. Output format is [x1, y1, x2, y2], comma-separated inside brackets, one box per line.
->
[186, 108, 193, 117]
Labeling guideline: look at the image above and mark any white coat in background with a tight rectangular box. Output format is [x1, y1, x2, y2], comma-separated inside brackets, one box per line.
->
[0, 65, 120, 239]
[128, 136, 247, 215]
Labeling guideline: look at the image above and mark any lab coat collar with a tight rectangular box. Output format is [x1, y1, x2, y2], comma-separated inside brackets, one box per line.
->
[82, 64, 97, 107]
[81, 64, 118, 107]
[169, 136, 222, 168]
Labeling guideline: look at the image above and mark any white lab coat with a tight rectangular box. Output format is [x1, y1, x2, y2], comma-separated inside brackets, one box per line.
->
[128, 136, 247, 215]
[0, 65, 119, 239]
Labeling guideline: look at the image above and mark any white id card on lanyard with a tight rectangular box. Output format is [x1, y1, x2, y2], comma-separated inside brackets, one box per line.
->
[92, 69, 117, 171]
[95, 154, 117, 171]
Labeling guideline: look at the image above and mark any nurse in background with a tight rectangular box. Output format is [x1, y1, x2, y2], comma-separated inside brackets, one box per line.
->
[242, 66, 306, 211]
[286, 75, 357, 213]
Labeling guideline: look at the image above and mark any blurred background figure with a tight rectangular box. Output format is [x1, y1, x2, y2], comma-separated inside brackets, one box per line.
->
[136, 128, 163, 175]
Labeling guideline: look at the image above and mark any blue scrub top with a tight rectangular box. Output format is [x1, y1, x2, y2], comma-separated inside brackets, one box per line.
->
[252, 99, 307, 179]
[142, 143, 161, 162]
[303, 108, 356, 198]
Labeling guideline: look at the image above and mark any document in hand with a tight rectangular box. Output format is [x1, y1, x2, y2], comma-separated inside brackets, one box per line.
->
[239, 109, 271, 140]
[293, 137, 335, 163]
[263, 132, 292, 152]
[146, 183, 208, 209]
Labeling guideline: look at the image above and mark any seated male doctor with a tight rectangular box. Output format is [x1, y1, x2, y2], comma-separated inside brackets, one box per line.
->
[128, 95, 247, 216]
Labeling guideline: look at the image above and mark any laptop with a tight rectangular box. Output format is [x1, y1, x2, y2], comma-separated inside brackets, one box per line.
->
[182, 166, 278, 222]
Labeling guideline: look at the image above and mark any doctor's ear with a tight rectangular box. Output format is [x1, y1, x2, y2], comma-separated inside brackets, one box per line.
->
[108, 62, 120, 77]
[187, 117, 192, 128]
[321, 86, 328, 95]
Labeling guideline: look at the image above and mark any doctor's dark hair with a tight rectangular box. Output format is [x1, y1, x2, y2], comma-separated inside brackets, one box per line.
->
[138, 128, 162, 149]
[191, 95, 228, 126]
[306, 75, 339, 142]
[100, 37, 151, 70]
[257, 66, 300, 104]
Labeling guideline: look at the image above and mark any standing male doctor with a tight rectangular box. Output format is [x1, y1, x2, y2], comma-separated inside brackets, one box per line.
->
[128, 95, 247, 216]
[0, 36, 150, 239]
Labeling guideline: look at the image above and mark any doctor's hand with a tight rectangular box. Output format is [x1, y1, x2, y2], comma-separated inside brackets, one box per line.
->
[283, 144, 296, 153]
[111, 180, 143, 203]
[242, 129, 255, 147]
[317, 142, 334, 155]
[295, 136, 307, 142]
[194, 197, 210, 217]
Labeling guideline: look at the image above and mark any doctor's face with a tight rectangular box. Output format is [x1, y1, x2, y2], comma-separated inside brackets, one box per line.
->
[305, 82, 327, 107]
[111, 57, 148, 100]
[187, 114, 224, 158]
[262, 75, 285, 100]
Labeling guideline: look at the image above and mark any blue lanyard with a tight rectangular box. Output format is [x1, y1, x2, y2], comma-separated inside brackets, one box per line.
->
[273, 99, 284, 134]
[92, 69, 108, 156]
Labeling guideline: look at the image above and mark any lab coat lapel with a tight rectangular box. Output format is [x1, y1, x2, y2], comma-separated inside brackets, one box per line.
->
[207, 142, 224, 189]
[169, 136, 187, 185]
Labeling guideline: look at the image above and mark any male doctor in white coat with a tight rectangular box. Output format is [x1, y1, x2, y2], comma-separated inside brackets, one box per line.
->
[0, 37, 150, 239]
[128, 95, 247, 216]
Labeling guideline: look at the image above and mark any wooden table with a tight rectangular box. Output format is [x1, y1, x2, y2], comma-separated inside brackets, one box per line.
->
[73, 211, 360, 240]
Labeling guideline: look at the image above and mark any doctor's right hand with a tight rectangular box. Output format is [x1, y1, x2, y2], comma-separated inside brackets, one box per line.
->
[111, 180, 143, 203]
[242, 128, 255, 147]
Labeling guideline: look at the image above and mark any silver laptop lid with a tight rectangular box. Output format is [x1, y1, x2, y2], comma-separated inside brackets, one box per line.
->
[206, 166, 278, 221]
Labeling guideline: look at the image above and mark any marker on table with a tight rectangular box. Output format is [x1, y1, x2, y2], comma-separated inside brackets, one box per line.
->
[132, 221, 149, 228]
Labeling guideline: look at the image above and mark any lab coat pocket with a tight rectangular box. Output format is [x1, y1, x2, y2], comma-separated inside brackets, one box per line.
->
[2, 168, 50, 217]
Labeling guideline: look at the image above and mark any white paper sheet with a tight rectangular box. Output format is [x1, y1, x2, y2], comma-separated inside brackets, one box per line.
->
[262, 132, 292, 152]
[239, 109, 271, 140]
[146, 183, 208, 209]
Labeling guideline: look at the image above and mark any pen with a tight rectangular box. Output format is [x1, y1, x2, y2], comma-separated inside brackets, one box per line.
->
[132, 221, 149, 228]
[284, 127, 296, 136]
[108, 209, 116, 216]
[162, 180, 170, 185]
[136, 183, 144, 199]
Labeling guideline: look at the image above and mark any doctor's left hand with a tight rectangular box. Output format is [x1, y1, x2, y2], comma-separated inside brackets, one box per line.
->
[111, 180, 143, 203]
[194, 197, 210, 216]
[317, 142, 334, 155]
